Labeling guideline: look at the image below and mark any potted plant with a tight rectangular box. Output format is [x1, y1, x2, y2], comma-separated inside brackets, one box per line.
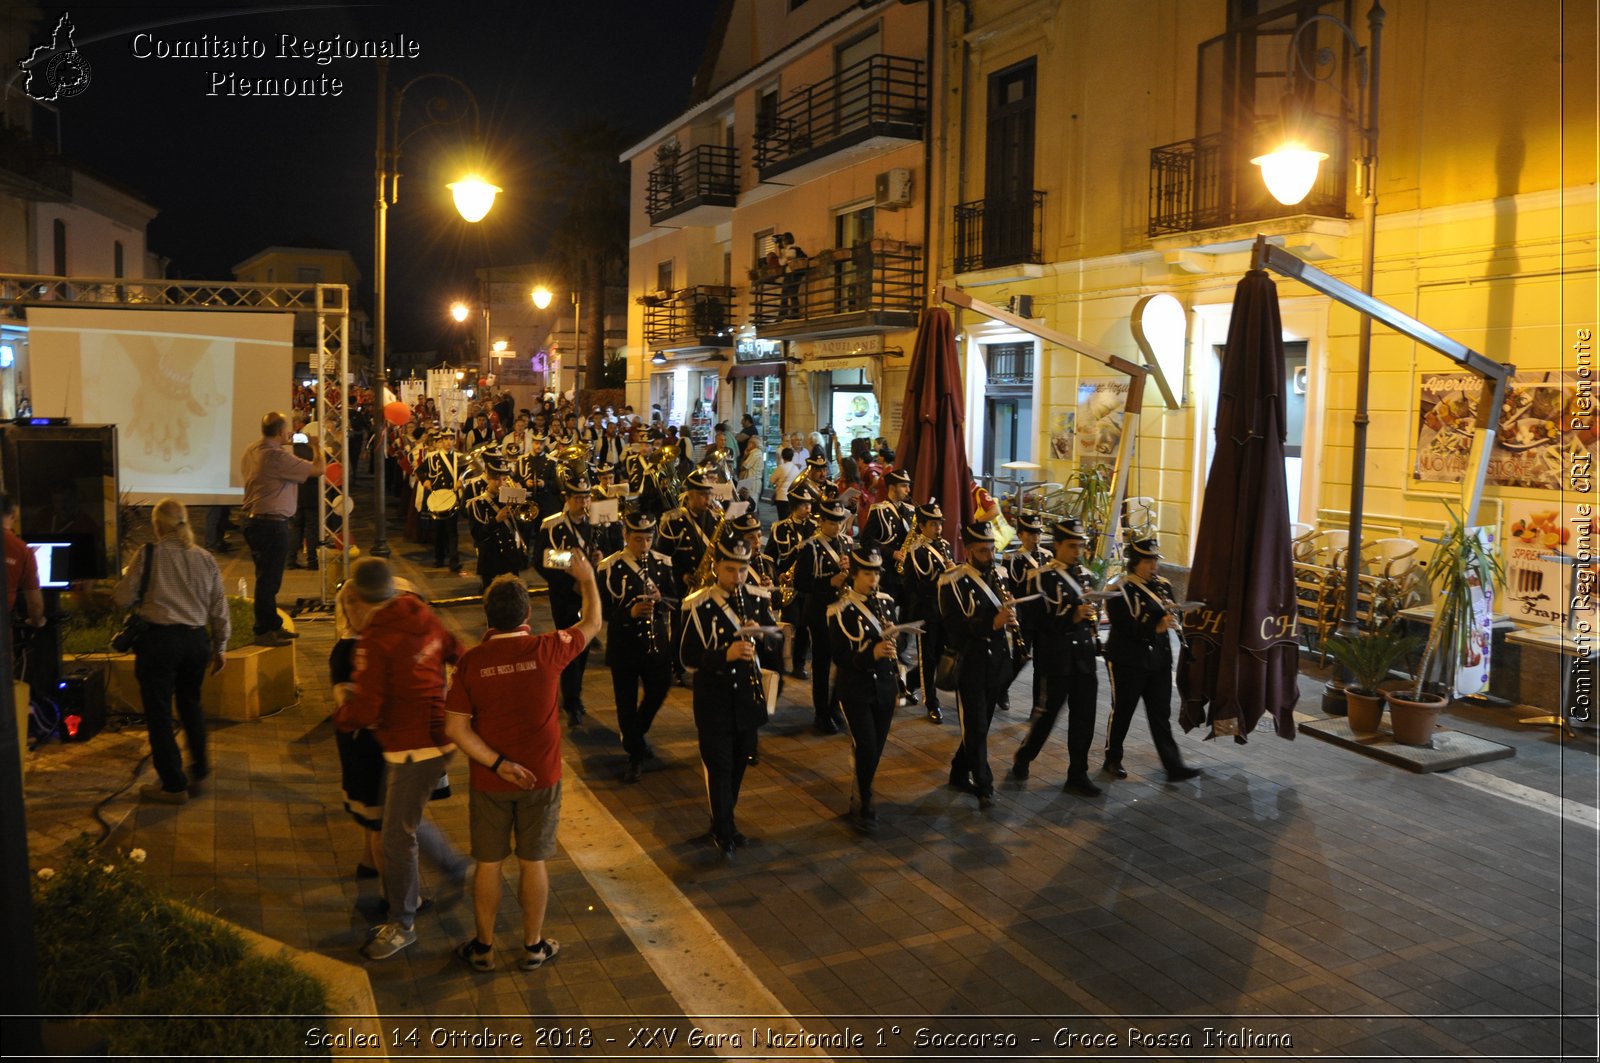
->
[1324, 624, 1423, 733]
[1385, 503, 1504, 745]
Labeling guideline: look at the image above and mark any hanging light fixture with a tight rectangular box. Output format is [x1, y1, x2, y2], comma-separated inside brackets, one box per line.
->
[448, 174, 501, 223]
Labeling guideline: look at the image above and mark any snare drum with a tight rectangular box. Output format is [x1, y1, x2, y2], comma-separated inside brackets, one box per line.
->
[427, 489, 459, 514]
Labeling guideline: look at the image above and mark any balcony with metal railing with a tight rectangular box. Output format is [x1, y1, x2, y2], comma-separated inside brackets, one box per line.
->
[647, 144, 738, 227]
[640, 285, 736, 351]
[1148, 115, 1349, 237]
[749, 244, 921, 337]
[753, 55, 925, 184]
[952, 191, 1046, 275]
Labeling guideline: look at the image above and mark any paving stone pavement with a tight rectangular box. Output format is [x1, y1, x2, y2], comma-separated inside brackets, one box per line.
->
[21, 493, 1600, 1060]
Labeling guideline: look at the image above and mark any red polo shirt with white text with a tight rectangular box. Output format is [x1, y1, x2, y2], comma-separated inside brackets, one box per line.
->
[445, 625, 587, 792]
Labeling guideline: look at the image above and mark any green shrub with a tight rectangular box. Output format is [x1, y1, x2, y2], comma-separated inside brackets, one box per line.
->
[33, 840, 246, 1015]
[60, 596, 258, 655]
[100, 954, 330, 1060]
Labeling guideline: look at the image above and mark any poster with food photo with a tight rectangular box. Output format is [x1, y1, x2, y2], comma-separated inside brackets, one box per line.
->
[1075, 380, 1127, 470]
[1413, 371, 1594, 490]
[1499, 500, 1592, 628]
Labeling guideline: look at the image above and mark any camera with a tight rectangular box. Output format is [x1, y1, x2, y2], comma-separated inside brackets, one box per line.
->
[543, 548, 574, 570]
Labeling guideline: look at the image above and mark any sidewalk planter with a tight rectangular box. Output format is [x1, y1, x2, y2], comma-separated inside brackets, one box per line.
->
[1344, 689, 1385, 733]
[1384, 689, 1448, 746]
[67, 640, 298, 722]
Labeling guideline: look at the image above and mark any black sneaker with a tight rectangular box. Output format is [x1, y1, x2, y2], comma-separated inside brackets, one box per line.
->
[1064, 775, 1104, 797]
[622, 761, 642, 784]
[1008, 759, 1030, 781]
[1167, 766, 1202, 783]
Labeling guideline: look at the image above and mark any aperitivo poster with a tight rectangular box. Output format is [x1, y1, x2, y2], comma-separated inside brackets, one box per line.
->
[1413, 371, 1594, 490]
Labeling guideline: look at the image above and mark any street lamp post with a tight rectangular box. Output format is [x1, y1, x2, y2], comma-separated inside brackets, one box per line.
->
[1252, 1, 1383, 710]
[371, 58, 499, 557]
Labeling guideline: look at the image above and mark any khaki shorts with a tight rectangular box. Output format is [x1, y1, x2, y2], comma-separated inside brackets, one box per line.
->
[469, 782, 562, 862]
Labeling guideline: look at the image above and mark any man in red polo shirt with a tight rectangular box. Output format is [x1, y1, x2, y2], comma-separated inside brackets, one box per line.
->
[3, 493, 44, 627]
[443, 555, 602, 972]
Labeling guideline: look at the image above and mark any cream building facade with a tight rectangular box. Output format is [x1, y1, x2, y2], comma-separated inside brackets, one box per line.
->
[622, 0, 933, 457]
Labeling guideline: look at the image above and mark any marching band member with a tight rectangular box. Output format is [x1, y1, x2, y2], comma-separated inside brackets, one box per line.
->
[937, 520, 1017, 808]
[793, 499, 851, 734]
[525, 434, 561, 521]
[657, 469, 720, 685]
[534, 470, 602, 726]
[1102, 539, 1202, 784]
[827, 546, 901, 833]
[902, 502, 953, 723]
[800, 453, 839, 501]
[679, 539, 782, 860]
[466, 457, 526, 591]
[417, 429, 463, 575]
[861, 469, 916, 702]
[767, 481, 816, 679]
[1004, 513, 1051, 715]
[589, 463, 625, 557]
[597, 511, 676, 783]
[1010, 518, 1102, 795]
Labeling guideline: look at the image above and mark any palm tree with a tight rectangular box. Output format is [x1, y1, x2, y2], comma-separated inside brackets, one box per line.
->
[547, 120, 629, 400]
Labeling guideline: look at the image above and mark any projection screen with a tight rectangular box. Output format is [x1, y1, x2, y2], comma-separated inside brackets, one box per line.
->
[25, 306, 294, 506]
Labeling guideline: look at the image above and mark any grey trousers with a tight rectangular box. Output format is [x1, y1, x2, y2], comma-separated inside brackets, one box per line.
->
[380, 752, 463, 930]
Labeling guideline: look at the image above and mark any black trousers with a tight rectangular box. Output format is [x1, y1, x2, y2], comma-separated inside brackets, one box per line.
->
[840, 671, 896, 811]
[1017, 669, 1097, 778]
[135, 624, 211, 792]
[550, 592, 591, 711]
[698, 725, 758, 842]
[1105, 661, 1186, 774]
[911, 618, 944, 708]
[431, 512, 459, 568]
[242, 517, 290, 635]
[807, 618, 839, 724]
[613, 651, 672, 761]
[290, 504, 317, 563]
[785, 596, 809, 671]
[950, 649, 1012, 795]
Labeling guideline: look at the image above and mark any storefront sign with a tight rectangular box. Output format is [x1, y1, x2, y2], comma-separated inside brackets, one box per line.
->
[1414, 371, 1593, 491]
[799, 334, 884, 359]
[736, 337, 783, 364]
[1076, 380, 1128, 469]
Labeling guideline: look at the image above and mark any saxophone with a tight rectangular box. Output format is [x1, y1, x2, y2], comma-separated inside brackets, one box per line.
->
[686, 506, 729, 592]
[898, 530, 925, 576]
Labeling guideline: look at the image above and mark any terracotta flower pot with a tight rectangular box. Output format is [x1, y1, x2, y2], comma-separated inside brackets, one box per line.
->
[1383, 689, 1448, 746]
[1345, 687, 1385, 733]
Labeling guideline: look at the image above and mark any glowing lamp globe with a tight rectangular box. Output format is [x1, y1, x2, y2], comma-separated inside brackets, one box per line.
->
[448, 175, 500, 223]
[1251, 143, 1329, 207]
[450, 302, 470, 323]
[531, 286, 553, 310]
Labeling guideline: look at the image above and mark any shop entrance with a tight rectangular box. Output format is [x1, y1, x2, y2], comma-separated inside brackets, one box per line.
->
[980, 341, 1034, 479]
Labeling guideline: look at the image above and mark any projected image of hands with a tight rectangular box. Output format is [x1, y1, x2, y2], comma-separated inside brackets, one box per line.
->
[81, 331, 233, 492]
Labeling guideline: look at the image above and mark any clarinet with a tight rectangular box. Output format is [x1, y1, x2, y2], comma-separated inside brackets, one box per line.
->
[641, 571, 666, 658]
[1148, 574, 1188, 647]
[730, 585, 767, 708]
[867, 591, 898, 680]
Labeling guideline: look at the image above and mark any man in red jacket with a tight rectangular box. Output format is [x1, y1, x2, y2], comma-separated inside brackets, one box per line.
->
[443, 556, 601, 972]
[336, 556, 465, 960]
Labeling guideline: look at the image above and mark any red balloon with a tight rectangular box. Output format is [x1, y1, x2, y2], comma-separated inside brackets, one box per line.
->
[384, 401, 413, 426]
[325, 462, 344, 487]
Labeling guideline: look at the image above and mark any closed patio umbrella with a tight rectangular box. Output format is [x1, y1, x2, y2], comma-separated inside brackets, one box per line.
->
[896, 307, 975, 544]
[1177, 268, 1300, 740]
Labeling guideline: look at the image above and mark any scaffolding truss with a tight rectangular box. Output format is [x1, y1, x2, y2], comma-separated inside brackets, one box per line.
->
[0, 274, 350, 602]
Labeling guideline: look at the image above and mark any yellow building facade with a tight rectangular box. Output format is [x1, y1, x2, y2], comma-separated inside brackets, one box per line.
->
[936, 0, 1595, 580]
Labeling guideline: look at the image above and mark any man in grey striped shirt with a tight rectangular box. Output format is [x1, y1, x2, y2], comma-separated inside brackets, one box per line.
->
[241, 411, 325, 646]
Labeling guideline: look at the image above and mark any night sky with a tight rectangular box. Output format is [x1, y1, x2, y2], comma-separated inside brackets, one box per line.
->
[34, 0, 722, 354]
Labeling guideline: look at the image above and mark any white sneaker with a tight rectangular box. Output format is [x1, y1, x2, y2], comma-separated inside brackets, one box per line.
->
[362, 922, 416, 960]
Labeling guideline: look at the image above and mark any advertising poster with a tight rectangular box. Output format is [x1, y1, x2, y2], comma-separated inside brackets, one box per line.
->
[1050, 410, 1076, 460]
[1500, 500, 1593, 628]
[1454, 527, 1497, 698]
[1075, 380, 1128, 469]
[1413, 371, 1594, 490]
[832, 390, 881, 443]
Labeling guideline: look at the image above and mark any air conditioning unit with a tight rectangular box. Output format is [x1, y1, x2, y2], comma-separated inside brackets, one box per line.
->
[874, 168, 912, 210]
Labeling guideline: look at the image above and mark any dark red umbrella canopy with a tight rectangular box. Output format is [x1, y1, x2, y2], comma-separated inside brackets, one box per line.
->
[1177, 269, 1300, 741]
[896, 307, 976, 544]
